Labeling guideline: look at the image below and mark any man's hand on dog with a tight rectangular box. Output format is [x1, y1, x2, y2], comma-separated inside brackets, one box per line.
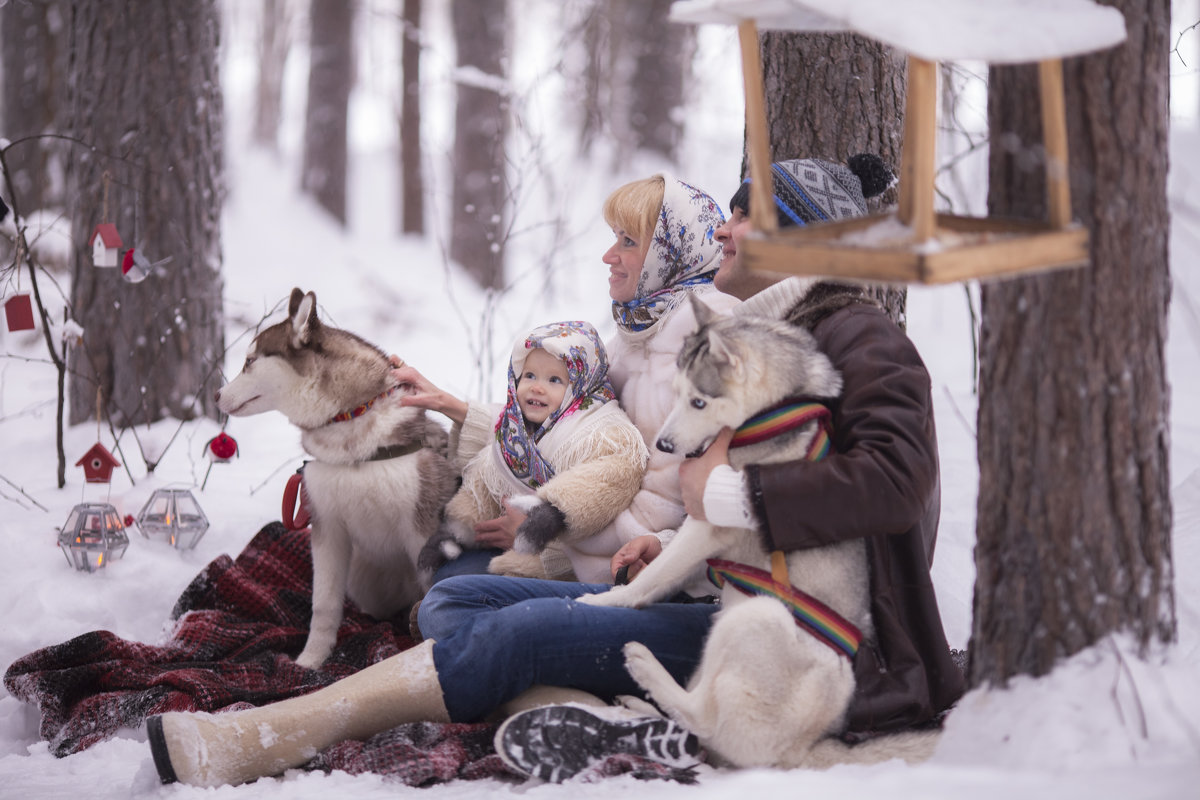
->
[678, 427, 734, 521]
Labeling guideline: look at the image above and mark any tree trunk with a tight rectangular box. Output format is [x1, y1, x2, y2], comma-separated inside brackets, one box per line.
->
[252, 0, 291, 151]
[971, 0, 1174, 685]
[576, 0, 691, 163]
[0, 0, 66, 213]
[450, 0, 508, 289]
[398, 0, 424, 235]
[301, 0, 355, 225]
[66, 0, 225, 427]
[759, 30, 908, 325]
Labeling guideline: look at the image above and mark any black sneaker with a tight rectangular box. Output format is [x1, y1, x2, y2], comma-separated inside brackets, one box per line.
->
[494, 705, 701, 782]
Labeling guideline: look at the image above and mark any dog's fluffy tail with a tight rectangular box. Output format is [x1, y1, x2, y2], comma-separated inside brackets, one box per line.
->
[801, 729, 940, 769]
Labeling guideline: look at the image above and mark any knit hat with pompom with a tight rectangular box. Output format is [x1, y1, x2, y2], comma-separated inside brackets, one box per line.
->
[729, 154, 894, 228]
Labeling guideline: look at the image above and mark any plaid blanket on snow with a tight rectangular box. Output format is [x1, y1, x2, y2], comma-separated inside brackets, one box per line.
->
[3, 522, 696, 785]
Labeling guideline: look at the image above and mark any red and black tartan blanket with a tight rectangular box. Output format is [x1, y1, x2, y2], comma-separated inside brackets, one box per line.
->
[2, 522, 695, 785]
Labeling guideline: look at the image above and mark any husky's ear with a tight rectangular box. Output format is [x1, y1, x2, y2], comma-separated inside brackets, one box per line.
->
[287, 288, 305, 317]
[290, 291, 319, 347]
[688, 293, 718, 332]
[704, 327, 744, 380]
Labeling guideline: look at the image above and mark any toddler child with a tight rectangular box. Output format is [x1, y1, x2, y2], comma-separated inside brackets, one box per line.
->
[424, 320, 648, 583]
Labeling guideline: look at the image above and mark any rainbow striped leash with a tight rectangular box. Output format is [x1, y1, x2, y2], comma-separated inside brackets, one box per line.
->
[706, 557, 863, 659]
[729, 398, 832, 461]
[714, 397, 858, 658]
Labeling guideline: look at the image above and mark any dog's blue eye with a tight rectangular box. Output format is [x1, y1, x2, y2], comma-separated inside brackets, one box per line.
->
[244, 356, 256, 369]
[691, 397, 707, 410]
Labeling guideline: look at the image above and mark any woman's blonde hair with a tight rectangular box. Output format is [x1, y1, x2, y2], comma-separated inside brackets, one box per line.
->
[602, 175, 664, 246]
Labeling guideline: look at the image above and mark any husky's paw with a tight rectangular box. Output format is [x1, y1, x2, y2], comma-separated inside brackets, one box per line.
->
[295, 641, 333, 670]
[623, 641, 670, 690]
[578, 586, 638, 608]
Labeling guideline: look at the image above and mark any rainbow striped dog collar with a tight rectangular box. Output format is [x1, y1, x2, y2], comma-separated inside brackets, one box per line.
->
[730, 399, 832, 460]
[706, 558, 863, 659]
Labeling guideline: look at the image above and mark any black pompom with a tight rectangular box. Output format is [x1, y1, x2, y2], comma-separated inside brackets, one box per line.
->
[847, 153, 895, 199]
[515, 502, 567, 552]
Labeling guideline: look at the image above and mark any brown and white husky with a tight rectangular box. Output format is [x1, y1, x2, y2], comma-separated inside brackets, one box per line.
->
[216, 288, 457, 668]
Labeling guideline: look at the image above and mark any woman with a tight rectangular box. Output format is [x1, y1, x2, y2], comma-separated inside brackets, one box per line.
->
[397, 174, 738, 585]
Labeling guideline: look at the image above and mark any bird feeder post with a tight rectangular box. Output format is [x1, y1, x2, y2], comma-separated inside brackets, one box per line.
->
[737, 19, 778, 234]
[898, 55, 939, 242]
[1038, 58, 1073, 229]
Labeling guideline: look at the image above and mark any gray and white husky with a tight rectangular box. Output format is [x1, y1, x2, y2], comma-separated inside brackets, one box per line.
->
[216, 288, 458, 668]
[582, 295, 936, 769]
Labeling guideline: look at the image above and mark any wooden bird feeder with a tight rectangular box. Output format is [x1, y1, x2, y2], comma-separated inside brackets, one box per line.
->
[670, 0, 1127, 284]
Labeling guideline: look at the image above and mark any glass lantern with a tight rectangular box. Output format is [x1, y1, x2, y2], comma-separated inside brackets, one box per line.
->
[136, 488, 209, 550]
[57, 502, 131, 572]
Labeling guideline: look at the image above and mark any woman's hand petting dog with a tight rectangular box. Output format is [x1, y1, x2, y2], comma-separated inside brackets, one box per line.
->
[609, 534, 662, 583]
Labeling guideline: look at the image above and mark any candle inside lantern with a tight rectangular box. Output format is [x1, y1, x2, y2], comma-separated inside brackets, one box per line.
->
[57, 502, 131, 572]
[135, 488, 209, 550]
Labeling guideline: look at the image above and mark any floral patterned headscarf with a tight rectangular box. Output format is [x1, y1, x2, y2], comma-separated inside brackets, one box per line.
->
[496, 320, 617, 488]
[612, 175, 725, 333]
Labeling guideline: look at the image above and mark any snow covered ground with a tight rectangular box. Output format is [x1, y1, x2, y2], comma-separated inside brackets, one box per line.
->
[1, 4, 1198, 797]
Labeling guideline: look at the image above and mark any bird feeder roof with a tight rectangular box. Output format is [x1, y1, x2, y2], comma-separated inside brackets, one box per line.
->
[669, 0, 1126, 63]
[88, 223, 123, 249]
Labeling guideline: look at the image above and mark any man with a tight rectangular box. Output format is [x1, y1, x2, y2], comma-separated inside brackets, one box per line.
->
[496, 155, 965, 777]
[144, 157, 963, 787]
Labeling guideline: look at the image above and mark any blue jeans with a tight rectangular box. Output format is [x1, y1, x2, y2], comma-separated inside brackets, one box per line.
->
[418, 574, 719, 722]
[430, 547, 502, 584]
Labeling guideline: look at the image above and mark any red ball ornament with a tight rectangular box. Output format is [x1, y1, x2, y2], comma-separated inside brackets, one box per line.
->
[207, 432, 238, 462]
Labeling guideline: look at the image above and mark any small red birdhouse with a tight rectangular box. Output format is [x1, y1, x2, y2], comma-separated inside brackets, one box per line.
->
[76, 442, 121, 484]
[88, 223, 123, 268]
[4, 293, 36, 332]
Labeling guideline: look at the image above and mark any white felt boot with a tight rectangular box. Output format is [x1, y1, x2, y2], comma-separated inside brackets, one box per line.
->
[494, 685, 608, 720]
[147, 639, 448, 787]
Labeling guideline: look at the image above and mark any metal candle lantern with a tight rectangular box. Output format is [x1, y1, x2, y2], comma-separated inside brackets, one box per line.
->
[136, 488, 209, 550]
[57, 502, 131, 572]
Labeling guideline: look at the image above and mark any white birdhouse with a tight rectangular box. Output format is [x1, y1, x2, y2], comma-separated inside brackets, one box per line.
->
[669, 0, 1127, 284]
[88, 223, 124, 268]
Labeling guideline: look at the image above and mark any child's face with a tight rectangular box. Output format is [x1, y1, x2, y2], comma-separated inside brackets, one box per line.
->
[601, 228, 649, 303]
[516, 348, 569, 425]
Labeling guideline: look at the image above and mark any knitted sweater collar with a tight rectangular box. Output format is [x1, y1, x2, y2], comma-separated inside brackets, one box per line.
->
[735, 277, 874, 331]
